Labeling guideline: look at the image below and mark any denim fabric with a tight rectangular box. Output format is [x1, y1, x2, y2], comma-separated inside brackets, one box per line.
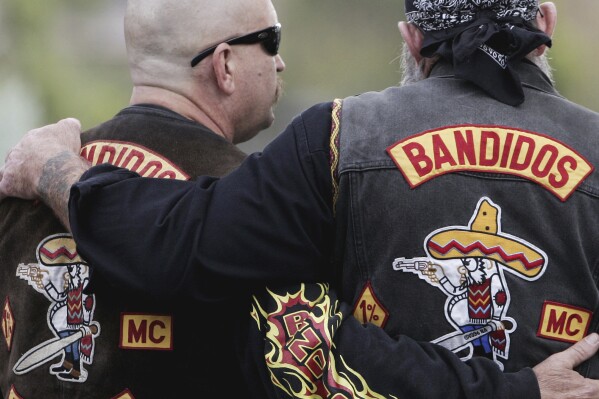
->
[336, 60, 599, 377]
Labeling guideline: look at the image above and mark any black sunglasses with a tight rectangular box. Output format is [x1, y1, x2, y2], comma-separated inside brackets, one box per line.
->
[190, 23, 281, 67]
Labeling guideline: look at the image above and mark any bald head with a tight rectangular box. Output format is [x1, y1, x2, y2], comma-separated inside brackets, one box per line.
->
[125, 0, 276, 88]
[124, 0, 284, 144]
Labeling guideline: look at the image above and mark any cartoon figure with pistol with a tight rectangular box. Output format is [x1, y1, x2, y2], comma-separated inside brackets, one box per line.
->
[394, 197, 547, 369]
[15, 234, 100, 382]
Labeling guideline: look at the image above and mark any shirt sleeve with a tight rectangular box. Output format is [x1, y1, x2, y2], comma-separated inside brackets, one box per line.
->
[70, 102, 542, 397]
[245, 283, 541, 399]
[69, 102, 336, 302]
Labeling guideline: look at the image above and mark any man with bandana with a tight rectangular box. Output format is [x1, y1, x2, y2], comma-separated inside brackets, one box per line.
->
[3, 1, 599, 398]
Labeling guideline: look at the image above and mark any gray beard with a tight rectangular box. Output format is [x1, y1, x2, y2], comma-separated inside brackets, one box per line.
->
[399, 43, 554, 87]
[399, 43, 427, 86]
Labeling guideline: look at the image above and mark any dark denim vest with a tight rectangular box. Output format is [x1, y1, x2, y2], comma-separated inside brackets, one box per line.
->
[335, 60, 599, 376]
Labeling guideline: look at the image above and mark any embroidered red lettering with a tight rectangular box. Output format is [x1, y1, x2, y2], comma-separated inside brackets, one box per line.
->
[128, 319, 146, 343]
[122, 149, 145, 172]
[283, 311, 310, 336]
[80, 145, 94, 163]
[157, 170, 177, 179]
[546, 309, 567, 335]
[139, 161, 164, 178]
[288, 327, 325, 378]
[433, 134, 457, 169]
[402, 142, 433, 177]
[532, 145, 559, 178]
[387, 125, 594, 201]
[499, 132, 514, 168]
[455, 129, 476, 166]
[305, 347, 326, 379]
[510, 135, 535, 171]
[81, 141, 189, 181]
[98, 145, 116, 164]
[550, 156, 577, 189]
[480, 130, 500, 166]
[566, 314, 583, 336]
[114, 146, 128, 166]
[148, 320, 167, 344]
[288, 327, 320, 361]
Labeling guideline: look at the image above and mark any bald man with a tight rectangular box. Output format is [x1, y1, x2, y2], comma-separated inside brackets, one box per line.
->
[0, 0, 284, 397]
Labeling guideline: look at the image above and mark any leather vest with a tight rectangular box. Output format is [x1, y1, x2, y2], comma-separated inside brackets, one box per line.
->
[0, 105, 247, 398]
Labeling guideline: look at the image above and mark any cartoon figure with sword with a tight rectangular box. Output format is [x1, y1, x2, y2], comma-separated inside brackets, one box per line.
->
[393, 197, 547, 369]
[15, 234, 100, 382]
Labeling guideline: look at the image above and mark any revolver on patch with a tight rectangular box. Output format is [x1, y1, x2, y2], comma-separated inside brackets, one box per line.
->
[16, 263, 48, 290]
[392, 258, 430, 271]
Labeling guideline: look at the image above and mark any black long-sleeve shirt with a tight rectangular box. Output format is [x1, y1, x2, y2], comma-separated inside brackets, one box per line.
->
[70, 102, 539, 398]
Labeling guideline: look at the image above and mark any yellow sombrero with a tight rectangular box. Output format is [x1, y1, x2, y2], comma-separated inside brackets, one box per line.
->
[426, 199, 546, 279]
[36, 234, 86, 266]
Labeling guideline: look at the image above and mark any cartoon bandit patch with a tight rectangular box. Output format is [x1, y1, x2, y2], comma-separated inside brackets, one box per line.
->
[393, 197, 547, 369]
[14, 234, 99, 382]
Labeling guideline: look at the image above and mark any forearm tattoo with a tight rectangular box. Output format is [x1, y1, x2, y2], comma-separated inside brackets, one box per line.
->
[37, 151, 87, 229]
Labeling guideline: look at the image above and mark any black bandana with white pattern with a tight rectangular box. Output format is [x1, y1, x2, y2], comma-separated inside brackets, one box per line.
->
[405, 0, 551, 106]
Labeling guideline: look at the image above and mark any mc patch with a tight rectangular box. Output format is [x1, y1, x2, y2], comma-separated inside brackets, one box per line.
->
[537, 301, 592, 344]
[120, 314, 173, 350]
[3, 296, 15, 351]
[387, 125, 594, 201]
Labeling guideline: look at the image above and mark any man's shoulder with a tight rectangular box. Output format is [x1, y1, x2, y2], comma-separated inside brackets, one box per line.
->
[292, 101, 335, 144]
[299, 101, 334, 120]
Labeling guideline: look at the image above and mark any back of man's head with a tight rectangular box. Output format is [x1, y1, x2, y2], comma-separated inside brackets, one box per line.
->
[404, 0, 540, 32]
[123, 0, 283, 145]
[402, 0, 552, 106]
[124, 0, 259, 90]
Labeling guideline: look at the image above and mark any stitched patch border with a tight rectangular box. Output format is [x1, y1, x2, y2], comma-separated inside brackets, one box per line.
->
[537, 301, 592, 344]
[81, 140, 189, 180]
[119, 313, 173, 351]
[387, 125, 594, 202]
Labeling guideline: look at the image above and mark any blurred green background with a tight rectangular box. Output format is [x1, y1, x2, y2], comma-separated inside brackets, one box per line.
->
[0, 0, 596, 155]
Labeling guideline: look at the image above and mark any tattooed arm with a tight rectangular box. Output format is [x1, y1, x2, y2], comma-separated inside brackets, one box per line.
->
[0, 118, 89, 229]
[37, 150, 91, 228]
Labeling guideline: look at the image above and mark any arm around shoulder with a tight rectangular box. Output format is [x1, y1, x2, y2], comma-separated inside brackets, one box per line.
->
[0, 118, 88, 228]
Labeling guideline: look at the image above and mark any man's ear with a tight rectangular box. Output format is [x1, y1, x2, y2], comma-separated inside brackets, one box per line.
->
[211, 43, 235, 95]
[398, 21, 424, 63]
[535, 2, 557, 56]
